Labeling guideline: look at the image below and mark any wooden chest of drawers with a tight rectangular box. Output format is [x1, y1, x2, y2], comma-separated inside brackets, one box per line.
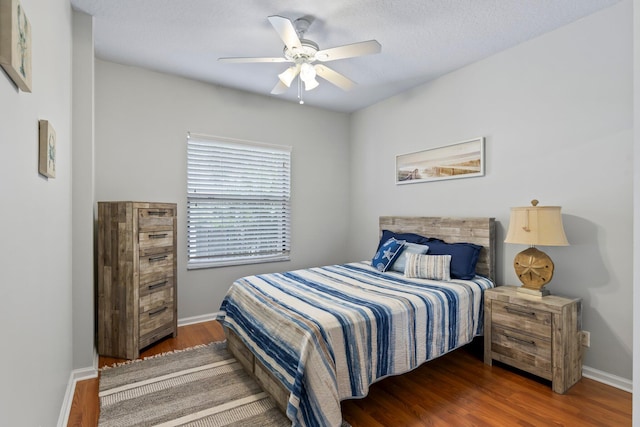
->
[484, 286, 582, 394]
[97, 201, 177, 359]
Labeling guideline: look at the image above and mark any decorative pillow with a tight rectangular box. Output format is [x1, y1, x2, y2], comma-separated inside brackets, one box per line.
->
[377, 230, 430, 250]
[426, 239, 482, 280]
[390, 242, 430, 273]
[372, 238, 406, 272]
[404, 253, 452, 281]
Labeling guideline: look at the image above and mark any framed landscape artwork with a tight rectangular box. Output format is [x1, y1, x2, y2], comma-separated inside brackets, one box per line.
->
[396, 137, 485, 184]
[0, 0, 32, 92]
[39, 120, 56, 178]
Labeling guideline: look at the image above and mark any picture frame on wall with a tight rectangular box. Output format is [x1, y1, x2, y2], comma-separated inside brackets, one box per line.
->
[39, 120, 56, 178]
[396, 137, 485, 184]
[0, 0, 32, 92]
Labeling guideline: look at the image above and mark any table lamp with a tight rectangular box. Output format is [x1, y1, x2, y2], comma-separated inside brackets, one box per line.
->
[504, 199, 569, 296]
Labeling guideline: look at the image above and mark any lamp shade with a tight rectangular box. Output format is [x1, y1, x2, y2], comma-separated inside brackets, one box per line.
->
[504, 201, 569, 247]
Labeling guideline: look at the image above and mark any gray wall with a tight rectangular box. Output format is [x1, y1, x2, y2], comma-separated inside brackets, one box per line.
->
[0, 0, 74, 425]
[349, 1, 633, 380]
[632, 0, 639, 422]
[94, 60, 351, 318]
[72, 9, 95, 372]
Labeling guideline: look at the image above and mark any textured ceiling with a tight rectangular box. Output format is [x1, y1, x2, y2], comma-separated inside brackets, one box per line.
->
[70, 0, 621, 112]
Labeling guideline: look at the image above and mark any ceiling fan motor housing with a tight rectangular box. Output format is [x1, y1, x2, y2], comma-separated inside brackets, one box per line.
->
[284, 39, 319, 63]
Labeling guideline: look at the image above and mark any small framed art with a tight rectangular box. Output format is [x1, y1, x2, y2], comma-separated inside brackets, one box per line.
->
[39, 120, 56, 178]
[396, 137, 485, 184]
[0, 0, 32, 92]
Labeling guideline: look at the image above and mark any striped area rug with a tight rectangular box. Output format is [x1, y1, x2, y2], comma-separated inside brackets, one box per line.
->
[98, 341, 290, 427]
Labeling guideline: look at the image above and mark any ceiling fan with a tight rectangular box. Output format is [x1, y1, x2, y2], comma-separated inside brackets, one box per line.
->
[218, 15, 381, 102]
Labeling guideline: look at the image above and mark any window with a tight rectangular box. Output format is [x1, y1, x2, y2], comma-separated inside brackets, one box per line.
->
[187, 133, 291, 269]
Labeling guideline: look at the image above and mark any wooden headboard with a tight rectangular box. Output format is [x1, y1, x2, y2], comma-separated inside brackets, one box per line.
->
[379, 216, 496, 282]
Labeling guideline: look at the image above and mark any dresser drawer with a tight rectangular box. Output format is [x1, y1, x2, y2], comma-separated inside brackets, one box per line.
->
[139, 286, 173, 314]
[139, 230, 174, 256]
[139, 324, 175, 349]
[492, 301, 551, 338]
[138, 208, 174, 232]
[139, 252, 174, 283]
[491, 325, 552, 380]
[139, 303, 174, 339]
[140, 275, 174, 297]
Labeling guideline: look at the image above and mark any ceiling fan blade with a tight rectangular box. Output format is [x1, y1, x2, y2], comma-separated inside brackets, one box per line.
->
[271, 80, 289, 95]
[315, 40, 381, 62]
[268, 15, 302, 51]
[314, 65, 355, 91]
[218, 56, 290, 63]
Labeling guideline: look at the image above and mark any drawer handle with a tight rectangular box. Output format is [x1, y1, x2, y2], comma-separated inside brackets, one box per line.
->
[149, 233, 168, 239]
[505, 334, 536, 346]
[149, 306, 168, 316]
[148, 280, 168, 290]
[505, 306, 536, 318]
[148, 255, 168, 262]
[148, 210, 168, 216]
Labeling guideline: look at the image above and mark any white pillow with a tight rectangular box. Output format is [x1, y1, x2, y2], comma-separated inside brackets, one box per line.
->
[404, 253, 452, 281]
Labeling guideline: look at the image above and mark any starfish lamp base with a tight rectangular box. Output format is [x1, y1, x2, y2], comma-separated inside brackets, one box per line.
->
[513, 246, 555, 297]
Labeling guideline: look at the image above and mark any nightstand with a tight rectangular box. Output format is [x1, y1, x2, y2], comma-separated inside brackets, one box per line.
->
[484, 286, 583, 394]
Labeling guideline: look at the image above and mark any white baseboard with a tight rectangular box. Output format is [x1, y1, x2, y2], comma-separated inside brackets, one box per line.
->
[177, 311, 221, 327]
[582, 365, 632, 393]
[57, 353, 99, 427]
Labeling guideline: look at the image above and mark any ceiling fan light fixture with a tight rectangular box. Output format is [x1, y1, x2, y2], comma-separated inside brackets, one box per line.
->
[304, 77, 319, 91]
[299, 62, 316, 82]
[278, 66, 298, 87]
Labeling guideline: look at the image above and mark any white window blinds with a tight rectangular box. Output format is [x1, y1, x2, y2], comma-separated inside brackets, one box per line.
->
[187, 133, 291, 269]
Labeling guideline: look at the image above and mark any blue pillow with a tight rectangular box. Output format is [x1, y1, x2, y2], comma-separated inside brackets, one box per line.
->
[377, 230, 430, 250]
[391, 242, 430, 273]
[426, 239, 482, 280]
[372, 238, 406, 272]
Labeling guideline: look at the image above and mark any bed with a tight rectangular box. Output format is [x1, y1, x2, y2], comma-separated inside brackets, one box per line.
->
[218, 216, 496, 427]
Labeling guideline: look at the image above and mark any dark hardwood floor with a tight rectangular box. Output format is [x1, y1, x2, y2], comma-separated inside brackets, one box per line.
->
[67, 321, 631, 426]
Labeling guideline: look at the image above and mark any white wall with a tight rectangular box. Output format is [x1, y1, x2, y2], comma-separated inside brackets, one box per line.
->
[349, 1, 633, 380]
[94, 60, 351, 317]
[0, 0, 73, 425]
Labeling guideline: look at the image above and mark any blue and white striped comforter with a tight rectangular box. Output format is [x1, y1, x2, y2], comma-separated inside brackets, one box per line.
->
[218, 261, 494, 427]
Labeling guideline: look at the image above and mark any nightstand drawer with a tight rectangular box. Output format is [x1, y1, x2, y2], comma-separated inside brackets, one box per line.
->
[492, 301, 551, 338]
[491, 325, 552, 380]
